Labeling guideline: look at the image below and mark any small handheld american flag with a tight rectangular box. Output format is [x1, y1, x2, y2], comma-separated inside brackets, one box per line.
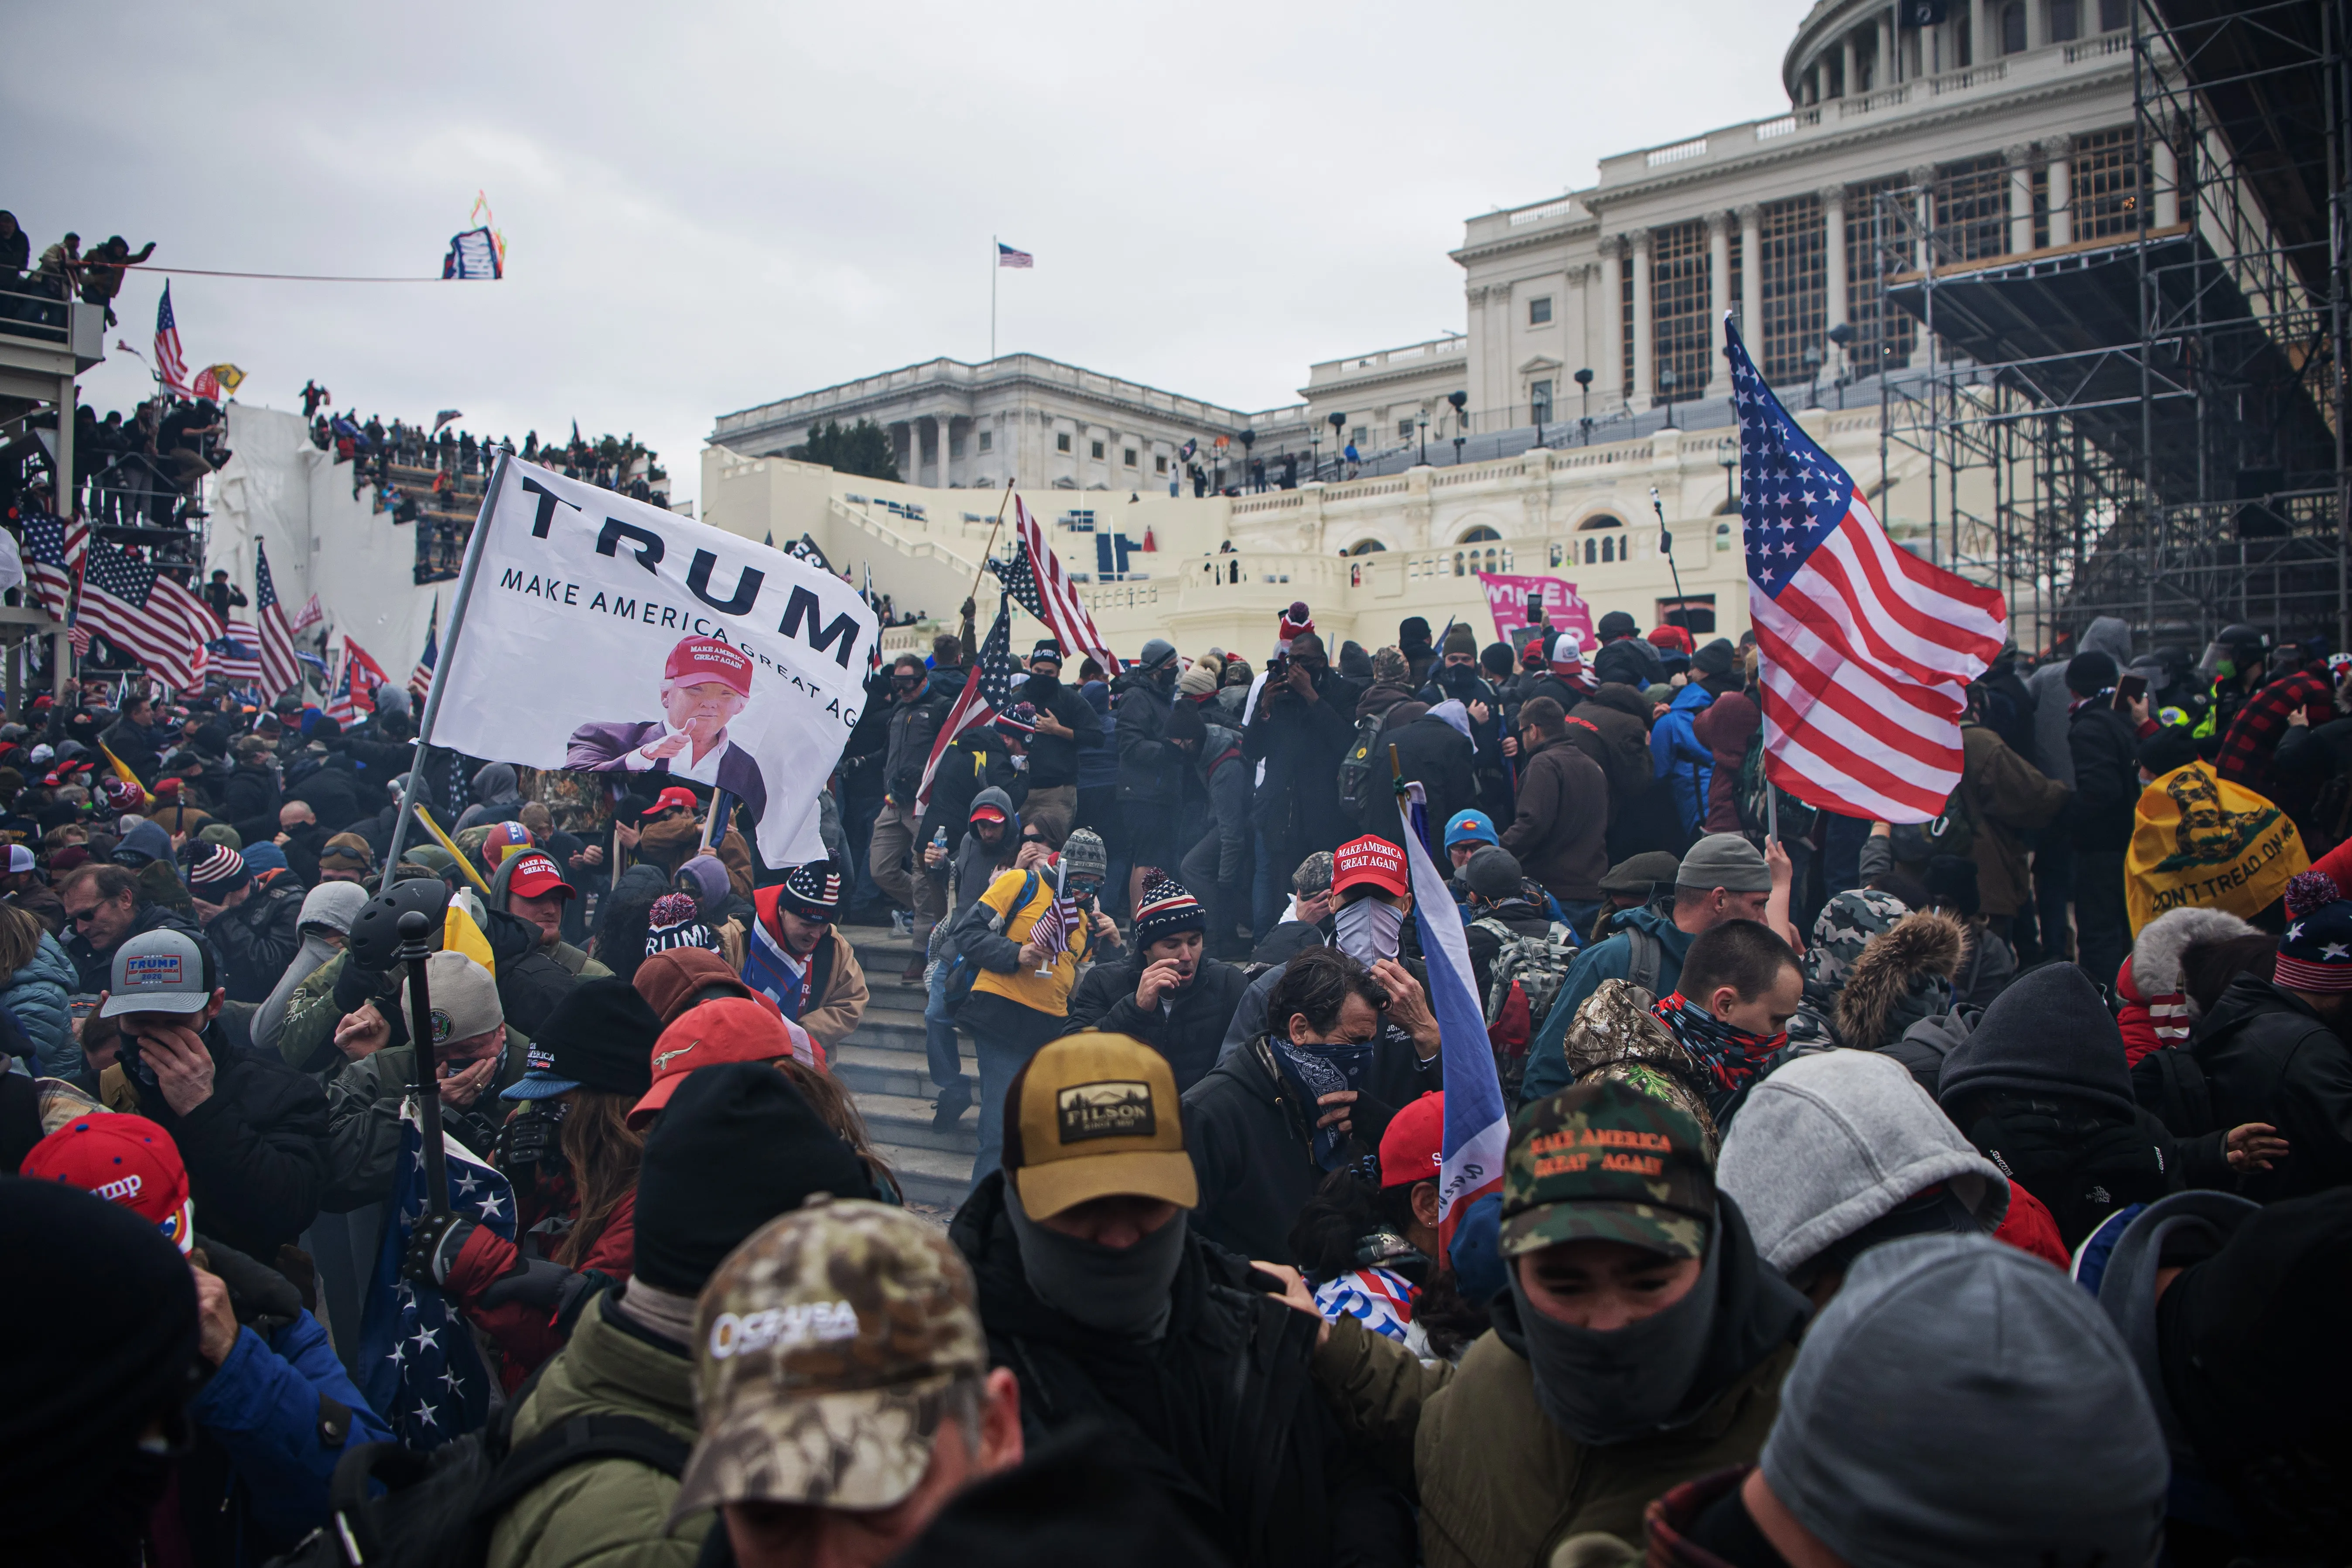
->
[1026, 860, 1080, 974]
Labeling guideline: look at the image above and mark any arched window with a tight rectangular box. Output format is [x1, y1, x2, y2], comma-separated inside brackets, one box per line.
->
[1603, 536, 1617, 564]
[1583, 538, 1597, 565]
[1348, 539, 1387, 556]
[1458, 525, 1501, 544]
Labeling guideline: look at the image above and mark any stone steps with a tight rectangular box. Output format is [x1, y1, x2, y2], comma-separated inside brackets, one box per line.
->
[833, 926, 978, 1212]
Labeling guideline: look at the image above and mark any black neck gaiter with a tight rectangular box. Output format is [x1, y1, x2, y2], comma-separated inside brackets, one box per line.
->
[1508, 1226, 1722, 1446]
[1006, 1184, 1186, 1342]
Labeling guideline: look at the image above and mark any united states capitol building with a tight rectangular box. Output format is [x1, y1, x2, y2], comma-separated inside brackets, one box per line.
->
[703, 0, 2169, 657]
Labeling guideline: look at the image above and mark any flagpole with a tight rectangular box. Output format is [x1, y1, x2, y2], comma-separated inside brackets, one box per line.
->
[990, 236, 997, 362]
[383, 451, 508, 880]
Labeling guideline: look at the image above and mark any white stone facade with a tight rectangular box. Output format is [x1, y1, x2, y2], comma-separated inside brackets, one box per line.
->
[711, 354, 1308, 495]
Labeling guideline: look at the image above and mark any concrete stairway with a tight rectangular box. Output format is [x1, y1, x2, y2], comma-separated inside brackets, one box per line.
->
[833, 926, 977, 1212]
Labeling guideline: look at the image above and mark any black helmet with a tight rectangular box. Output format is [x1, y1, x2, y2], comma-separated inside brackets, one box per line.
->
[345, 878, 452, 972]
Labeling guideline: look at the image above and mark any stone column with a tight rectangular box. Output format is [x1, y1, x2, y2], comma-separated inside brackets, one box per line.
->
[1593, 243, 1624, 404]
[1876, 10, 1894, 88]
[935, 414, 953, 486]
[1970, 0, 1992, 62]
[1840, 32, 1857, 96]
[2029, 0, 2048, 48]
[1738, 203, 1764, 341]
[1911, 164, 1938, 272]
[1822, 188, 1850, 369]
[2006, 143, 2036, 252]
[2153, 132, 2179, 227]
[1627, 227, 1654, 407]
[1706, 212, 1733, 397]
[2046, 131, 2074, 246]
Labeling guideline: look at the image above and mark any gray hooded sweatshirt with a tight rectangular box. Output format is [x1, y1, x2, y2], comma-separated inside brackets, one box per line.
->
[2025, 615, 2132, 787]
[252, 880, 373, 1059]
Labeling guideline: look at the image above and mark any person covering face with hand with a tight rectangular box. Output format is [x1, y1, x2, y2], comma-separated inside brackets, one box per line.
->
[1060, 878, 1252, 1093]
[97, 926, 329, 1261]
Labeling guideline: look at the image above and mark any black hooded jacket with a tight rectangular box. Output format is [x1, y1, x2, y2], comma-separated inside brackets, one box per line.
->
[949, 1171, 1413, 1568]
[209, 879, 305, 1004]
[2191, 974, 2352, 1202]
[1018, 673, 1103, 793]
[1060, 954, 1253, 1093]
[113, 1018, 328, 1258]
[1243, 668, 1363, 851]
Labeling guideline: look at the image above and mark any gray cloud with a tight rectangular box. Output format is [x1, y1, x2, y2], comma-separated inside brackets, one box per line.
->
[11, 0, 1808, 505]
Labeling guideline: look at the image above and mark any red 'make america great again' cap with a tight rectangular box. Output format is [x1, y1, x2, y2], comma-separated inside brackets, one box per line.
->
[1334, 834, 1408, 898]
[665, 635, 754, 697]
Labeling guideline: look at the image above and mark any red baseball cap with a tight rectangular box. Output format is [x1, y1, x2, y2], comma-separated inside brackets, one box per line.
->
[1378, 1092, 1444, 1189]
[969, 802, 1007, 824]
[643, 785, 700, 817]
[505, 851, 574, 901]
[1334, 834, 1408, 898]
[664, 635, 754, 698]
[21, 1114, 195, 1254]
[627, 998, 821, 1129]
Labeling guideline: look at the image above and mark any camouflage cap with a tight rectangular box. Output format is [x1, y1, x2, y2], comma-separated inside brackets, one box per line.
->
[669, 1197, 987, 1518]
[1499, 1080, 1715, 1261]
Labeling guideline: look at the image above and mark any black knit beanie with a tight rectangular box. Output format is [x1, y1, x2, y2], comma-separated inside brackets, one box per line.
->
[0, 1178, 200, 1517]
[1938, 963, 2135, 1118]
[541, 978, 665, 1097]
[632, 1061, 870, 1294]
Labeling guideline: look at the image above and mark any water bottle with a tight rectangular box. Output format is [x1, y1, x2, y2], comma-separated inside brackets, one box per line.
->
[931, 827, 948, 852]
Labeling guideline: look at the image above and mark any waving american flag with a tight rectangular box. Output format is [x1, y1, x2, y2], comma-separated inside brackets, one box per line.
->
[79, 544, 211, 690]
[990, 495, 1119, 672]
[914, 595, 1018, 812]
[1729, 315, 2006, 823]
[154, 284, 193, 399]
[254, 541, 301, 698]
[21, 506, 86, 625]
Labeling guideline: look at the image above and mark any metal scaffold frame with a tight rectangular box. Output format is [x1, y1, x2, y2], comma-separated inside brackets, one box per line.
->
[1860, 0, 2349, 657]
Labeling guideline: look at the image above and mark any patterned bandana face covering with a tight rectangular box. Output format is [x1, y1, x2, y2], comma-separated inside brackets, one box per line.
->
[1271, 1036, 1379, 1171]
[1651, 991, 1786, 1112]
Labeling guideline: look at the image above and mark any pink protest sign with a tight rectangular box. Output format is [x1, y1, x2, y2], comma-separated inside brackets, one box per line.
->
[1478, 574, 1595, 646]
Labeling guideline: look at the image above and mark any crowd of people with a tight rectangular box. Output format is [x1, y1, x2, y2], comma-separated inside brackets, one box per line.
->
[5, 597, 2351, 1568]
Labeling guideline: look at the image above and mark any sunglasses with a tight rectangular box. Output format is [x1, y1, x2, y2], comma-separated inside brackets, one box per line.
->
[66, 908, 103, 927]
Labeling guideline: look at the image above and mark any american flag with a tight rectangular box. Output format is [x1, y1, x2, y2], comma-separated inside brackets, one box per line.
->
[290, 592, 324, 633]
[356, 1107, 513, 1450]
[154, 283, 192, 399]
[1730, 315, 2007, 822]
[255, 541, 300, 697]
[914, 595, 1017, 811]
[997, 242, 1033, 269]
[1026, 870, 1081, 966]
[79, 544, 211, 691]
[990, 495, 1120, 672]
[410, 598, 439, 699]
[323, 654, 358, 726]
[21, 507, 87, 625]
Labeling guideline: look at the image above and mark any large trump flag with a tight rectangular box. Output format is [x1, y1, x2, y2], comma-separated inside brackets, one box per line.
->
[430, 460, 880, 866]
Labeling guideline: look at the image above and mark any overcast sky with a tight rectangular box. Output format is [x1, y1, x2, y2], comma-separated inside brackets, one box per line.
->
[14, 1, 1809, 506]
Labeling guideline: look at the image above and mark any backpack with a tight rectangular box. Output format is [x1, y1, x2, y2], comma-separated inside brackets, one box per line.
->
[1736, 727, 1817, 843]
[1918, 781, 1977, 861]
[1625, 925, 1665, 996]
[1335, 711, 1389, 823]
[264, 1389, 690, 1568]
[2132, 1043, 2218, 1140]
[946, 870, 1041, 1019]
[1475, 915, 1579, 1110]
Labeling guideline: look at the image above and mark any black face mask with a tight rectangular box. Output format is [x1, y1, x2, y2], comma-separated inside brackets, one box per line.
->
[1509, 1226, 1721, 1445]
[1027, 672, 1060, 701]
[1007, 1185, 1187, 1341]
[1437, 664, 1480, 697]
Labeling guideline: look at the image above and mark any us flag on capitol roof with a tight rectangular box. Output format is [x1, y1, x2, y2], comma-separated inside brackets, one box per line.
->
[1727, 314, 2007, 825]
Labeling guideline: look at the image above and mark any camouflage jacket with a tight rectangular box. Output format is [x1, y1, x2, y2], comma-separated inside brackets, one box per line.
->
[485, 1291, 712, 1568]
[1558, 979, 1721, 1163]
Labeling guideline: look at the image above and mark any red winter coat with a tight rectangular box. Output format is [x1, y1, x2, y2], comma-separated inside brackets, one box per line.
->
[445, 1183, 637, 1391]
[1993, 1182, 2069, 1269]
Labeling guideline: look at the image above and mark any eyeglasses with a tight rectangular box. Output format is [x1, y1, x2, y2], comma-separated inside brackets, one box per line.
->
[65, 906, 103, 927]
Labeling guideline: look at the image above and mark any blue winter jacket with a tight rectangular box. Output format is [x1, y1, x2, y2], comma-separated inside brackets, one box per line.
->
[3, 931, 79, 1077]
[188, 1307, 395, 1553]
[1521, 905, 1699, 1102]
[1650, 683, 1716, 836]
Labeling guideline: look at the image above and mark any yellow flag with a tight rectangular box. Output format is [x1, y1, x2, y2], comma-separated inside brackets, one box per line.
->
[97, 743, 144, 790]
[205, 363, 246, 396]
[2126, 761, 2308, 933]
[444, 901, 497, 975]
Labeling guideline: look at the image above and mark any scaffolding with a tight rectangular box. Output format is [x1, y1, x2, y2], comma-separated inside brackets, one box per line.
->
[1864, 0, 2348, 658]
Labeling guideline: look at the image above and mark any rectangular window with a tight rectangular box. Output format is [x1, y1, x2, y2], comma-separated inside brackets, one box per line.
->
[1650, 218, 1711, 403]
[1090, 439, 1104, 460]
[2050, 0, 2079, 42]
[950, 437, 964, 458]
[1528, 295, 1553, 325]
[1957, 12, 1973, 65]
[1398, 419, 1414, 438]
[2073, 125, 2144, 240]
[1845, 178, 1916, 373]
[1155, 454, 1168, 474]
[1531, 379, 1554, 423]
[1122, 448, 1137, 467]
[1056, 432, 1072, 454]
[978, 430, 993, 453]
[1759, 193, 1826, 386]
[2000, 0, 2027, 53]
[2099, 0, 2127, 29]
[1937, 154, 2011, 263]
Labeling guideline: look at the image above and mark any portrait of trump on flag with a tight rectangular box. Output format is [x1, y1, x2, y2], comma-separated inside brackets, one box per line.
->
[565, 633, 769, 824]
